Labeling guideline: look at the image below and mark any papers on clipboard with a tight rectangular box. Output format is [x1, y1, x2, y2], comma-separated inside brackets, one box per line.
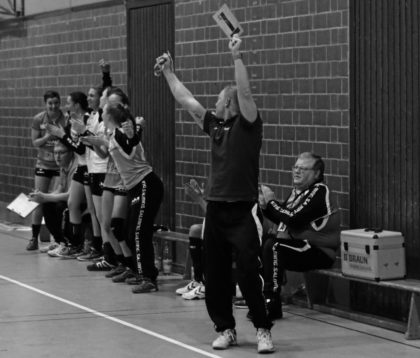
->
[213, 4, 244, 38]
[7, 193, 40, 218]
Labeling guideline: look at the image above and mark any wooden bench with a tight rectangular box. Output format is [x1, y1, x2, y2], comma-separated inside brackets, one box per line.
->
[304, 268, 420, 340]
[153, 230, 191, 279]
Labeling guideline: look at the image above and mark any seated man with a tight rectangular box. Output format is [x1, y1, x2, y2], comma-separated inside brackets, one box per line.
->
[29, 141, 79, 256]
[259, 152, 340, 319]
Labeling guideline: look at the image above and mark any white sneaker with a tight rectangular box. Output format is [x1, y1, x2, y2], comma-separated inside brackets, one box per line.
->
[256, 328, 275, 354]
[182, 284, 205, 300]
[48, 243, 67, 257]
[212, 329, 237, 350]
[175, 280, 201, 295]
[40, 242, 59, 253]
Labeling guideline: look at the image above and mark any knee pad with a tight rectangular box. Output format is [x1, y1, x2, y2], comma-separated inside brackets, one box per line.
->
[111, 218, 126, 242]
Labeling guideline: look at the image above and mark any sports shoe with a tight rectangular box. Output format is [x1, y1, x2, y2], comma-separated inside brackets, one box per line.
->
[132, 278, 158, 293]
[182, 284, 205, 300]
[40, 242, 59, 253]
[59, 246, 83, 259]
[212, 329, 237, 350]
[112, 268, 136, 283]
[48, 243, 67, 257]
[105, 264, 126, 278]
[256, 328, 275, 354]
[175, 280, 201, 295]
[76, 248, 103, 261]
[125, 274, 144, 285]
[86, 259, 115, 271]
[26, 238, 38, 251]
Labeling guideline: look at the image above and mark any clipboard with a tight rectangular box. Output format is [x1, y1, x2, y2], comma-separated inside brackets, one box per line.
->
[213, 4, 244, 38]
[7, 193, 40, 218]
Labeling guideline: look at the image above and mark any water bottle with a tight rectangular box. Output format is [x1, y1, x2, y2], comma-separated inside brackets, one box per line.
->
[153, 241, 161, 271]
[162, 241, 172, 275]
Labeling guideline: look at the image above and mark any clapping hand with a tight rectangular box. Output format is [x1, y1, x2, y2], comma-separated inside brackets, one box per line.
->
[258, 184, 276, 209]
[184, 178, 204, 204]
[80, 135, 107, 147]
[121, 120, 134, 139]
[45, 123, 65, 139]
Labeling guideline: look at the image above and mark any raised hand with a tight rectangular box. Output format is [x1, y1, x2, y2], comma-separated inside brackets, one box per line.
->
[121, 120, 134, 139]
[154, 51, 174, 77]
[260, 184, 276, 206]
[228, 34, 242, 54]
[99, 59, 110, 73]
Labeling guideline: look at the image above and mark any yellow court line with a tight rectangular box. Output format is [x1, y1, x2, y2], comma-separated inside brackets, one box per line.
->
[0, 274, 222, 358]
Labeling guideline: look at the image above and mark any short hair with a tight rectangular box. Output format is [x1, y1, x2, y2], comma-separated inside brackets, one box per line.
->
[298, 152, 325, 182]
[44, 90, 60, 103]
[107, 87, 130, 106]
[69, 91, 89, 112]
[222, 85, 239, 111]
[91, 86, 105, 97]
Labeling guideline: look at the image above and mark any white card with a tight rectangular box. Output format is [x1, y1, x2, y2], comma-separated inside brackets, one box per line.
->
[213, 4, 244, 38]
[7, 193, 40, 218]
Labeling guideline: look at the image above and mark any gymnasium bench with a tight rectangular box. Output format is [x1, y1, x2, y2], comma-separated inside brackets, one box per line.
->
[304, 268, 420, 340]
[153, 230, 191, 279]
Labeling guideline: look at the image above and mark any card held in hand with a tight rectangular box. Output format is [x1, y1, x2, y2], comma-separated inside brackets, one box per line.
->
[213, 4, 244, 38]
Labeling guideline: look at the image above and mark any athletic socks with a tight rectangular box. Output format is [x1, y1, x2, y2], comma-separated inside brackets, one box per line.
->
[189, 237, 204, 283]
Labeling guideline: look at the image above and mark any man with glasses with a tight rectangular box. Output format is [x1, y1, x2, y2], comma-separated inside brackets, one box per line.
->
[28, 142, 78, 255]
[259, 152, 340, 320]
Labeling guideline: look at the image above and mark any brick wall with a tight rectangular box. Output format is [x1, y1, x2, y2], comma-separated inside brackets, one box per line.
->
[174, 0, 350, 232]
[0, 3, 126, 223]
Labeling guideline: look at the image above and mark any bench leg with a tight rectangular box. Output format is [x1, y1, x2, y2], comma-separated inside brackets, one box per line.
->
[405, 293, 420, 340]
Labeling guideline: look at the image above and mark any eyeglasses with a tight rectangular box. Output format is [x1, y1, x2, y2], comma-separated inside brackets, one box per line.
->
[292, 165, 314, 172]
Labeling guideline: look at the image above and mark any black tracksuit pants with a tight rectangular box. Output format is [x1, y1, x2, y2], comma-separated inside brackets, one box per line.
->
[204, 201, 272, 332]
[127, 172, 164, 281]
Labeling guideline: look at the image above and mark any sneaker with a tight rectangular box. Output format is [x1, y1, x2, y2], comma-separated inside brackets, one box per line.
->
[256, 328, 275, 354]
[182, 284, 205, 300]
[86, 259, 115, 271]
[105, 264, 127, 278]
[48, 243, 67, 257]
[212, 329, 237, 350]
[132, 278, 158, 293]
[59, 246, 83, 259]
[175, 280, 201, 295]
[125, 274, 144, 285]
[267, 298, 283, 321]
[112, 268, 136, 283]
[40, 242, 59, 253]
[26, 238, 38, 251]
[76, 248, 103, 261]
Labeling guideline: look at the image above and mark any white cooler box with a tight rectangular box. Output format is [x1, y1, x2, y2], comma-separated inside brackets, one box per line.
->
[340, 228, 406, 281]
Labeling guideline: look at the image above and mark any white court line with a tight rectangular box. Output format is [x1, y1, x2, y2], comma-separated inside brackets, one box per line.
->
[0, 274, 222, 358]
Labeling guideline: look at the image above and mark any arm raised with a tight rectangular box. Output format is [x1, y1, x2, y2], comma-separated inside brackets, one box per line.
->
[229, 35, 258, 123]
[157, 52, 206, 129]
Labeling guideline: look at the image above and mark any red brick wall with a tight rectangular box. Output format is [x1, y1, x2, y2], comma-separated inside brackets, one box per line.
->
[173, 0, 350, 231]
[0, 3, 126, 222]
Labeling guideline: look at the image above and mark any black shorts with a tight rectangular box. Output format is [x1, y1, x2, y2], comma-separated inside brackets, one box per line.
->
[35, 167, 60, 178]
[72, 165, 89, 185]
[89, 173, 106, 196]
[102, 186, 127, 196]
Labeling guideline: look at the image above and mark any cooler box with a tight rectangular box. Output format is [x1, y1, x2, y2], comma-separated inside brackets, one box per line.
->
[340, 228, 406, 281]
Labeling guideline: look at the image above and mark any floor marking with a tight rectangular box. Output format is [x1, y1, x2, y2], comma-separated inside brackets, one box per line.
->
[0, 274, 222, 358]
